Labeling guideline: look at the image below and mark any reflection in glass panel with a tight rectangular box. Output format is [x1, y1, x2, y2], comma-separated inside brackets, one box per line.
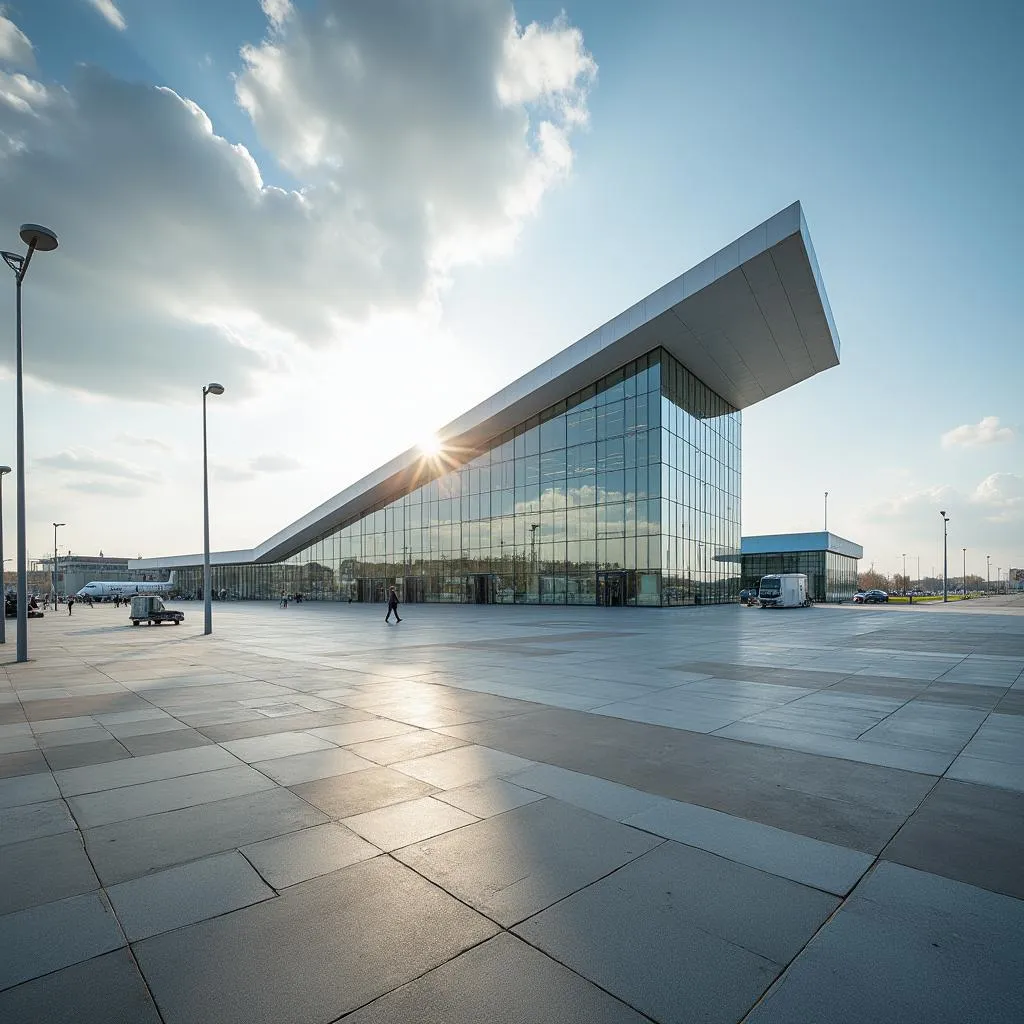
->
[162, 348, 740, 608]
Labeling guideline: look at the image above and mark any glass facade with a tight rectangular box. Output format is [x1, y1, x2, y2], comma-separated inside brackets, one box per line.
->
[741, 550, 859, 603]
[170, 348, 742, 607]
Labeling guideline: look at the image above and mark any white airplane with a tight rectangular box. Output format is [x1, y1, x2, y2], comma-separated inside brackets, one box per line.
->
[76, 572, 176, 600]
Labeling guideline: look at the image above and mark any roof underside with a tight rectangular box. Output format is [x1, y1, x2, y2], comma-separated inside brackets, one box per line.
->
[139, 202, 840, 570]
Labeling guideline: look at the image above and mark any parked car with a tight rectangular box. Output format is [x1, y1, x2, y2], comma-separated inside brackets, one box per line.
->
[853, 591, 866, 603]
[862, 589, 889, 604]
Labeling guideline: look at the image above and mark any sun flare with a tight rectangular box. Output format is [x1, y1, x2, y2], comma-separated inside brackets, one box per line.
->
[419, 433, 443, 457]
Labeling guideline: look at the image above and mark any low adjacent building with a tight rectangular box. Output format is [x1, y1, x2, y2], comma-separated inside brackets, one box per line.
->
[740, 532, 863, 603]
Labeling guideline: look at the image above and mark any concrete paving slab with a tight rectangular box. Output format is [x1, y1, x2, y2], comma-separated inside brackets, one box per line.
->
[396, 798, 662, 926]
[392, 744, 535, 789]
[120, 727, 213, 756]
[746, 862, 1024, 1024]
[433, 777, 546, 817]
[0, 949, 162, 1024]
[624, 795, 875, 895]
[882, 779, 1024, 898]
[507, 762, 666, 821]
[0, 831, 99, 915]
[0, 891, 124, 991]
[56, 744, 240, 797]
[0, 732, 39, 754]
[343, 932, 650, 1023]
[107, 850, 274, 940]
[84, 786, 329, 884]
[346, 729, 470, 765]
[307, 718, 419, 745]
[68, 763, 277, 828]
[0, 748, 49, 778]
[516, 840, 829, 1024]
[343, 796, 477, 851]
[43, 738, 134, 770]
[0, 798, 76, 846]
[945, 754, 1024, 792]
[134, 855, 498, 1024]
[252, 745, 375, 785]
[220, 729, 337, 762]
[713, 721, 955, 774]
[0, 770, 59, 808]
[444, 705, 937, 853]
[291, 765, 438, 818]
[241, 822, 379, 888]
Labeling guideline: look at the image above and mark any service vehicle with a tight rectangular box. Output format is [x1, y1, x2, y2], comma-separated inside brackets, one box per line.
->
[757, 573, 811, 608]
[130, 595, 184, 627]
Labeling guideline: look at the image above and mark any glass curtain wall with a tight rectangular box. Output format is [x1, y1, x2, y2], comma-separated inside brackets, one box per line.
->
[741, 551, 859, 603]
[170, 349, 741, 607]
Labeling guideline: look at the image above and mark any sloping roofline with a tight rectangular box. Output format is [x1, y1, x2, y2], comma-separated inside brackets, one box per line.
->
[139, 201, 840, 570]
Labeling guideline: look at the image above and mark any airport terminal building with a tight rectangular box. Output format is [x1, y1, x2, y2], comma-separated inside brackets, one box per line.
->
[138, 203, 840, 609]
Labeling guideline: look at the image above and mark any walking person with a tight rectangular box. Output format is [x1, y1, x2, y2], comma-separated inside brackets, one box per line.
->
[385, 586, 402, 624]
[67, 594, 74, 616]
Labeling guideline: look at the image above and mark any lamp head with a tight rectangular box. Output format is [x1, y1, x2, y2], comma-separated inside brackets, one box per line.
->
[54, 522, 65, 528]
[19, 224, 59, 252]
[939, 510, 947, 519]
[0, 465, 10, 475]
[205, 383, 225, 396]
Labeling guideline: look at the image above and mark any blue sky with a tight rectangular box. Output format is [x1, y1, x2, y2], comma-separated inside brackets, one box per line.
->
[1, 0, 1021, 581]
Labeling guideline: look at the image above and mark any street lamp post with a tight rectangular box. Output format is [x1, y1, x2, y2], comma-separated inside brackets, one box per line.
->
[52, 522, 65, 609]
[902, 553, 907, 597]
[3, 224, 59, 663]
[0, 465, 9, 644]
[962, 547, 967, 598]
[202, 383, 225, 635]
[986, 554, 991, 595]
[939, 511, 950, 603]
[824, 491, 828, 533]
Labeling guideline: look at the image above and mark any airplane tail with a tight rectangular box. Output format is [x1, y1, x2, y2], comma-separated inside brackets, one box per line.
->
[167, 571, 176, 585]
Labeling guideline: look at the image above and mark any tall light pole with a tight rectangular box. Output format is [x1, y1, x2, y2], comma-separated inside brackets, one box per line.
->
[902, 553, 906, 596]
[939, 511, 949, 602]
[824, 491, 828, 533]
[52, 522, 65, 608]
[202, 383, 225, 635]
[962, 547, 967, 598]
[3, 224, 59, 663]
[0, 465, 9, 645]
[986, 554, 990, 595]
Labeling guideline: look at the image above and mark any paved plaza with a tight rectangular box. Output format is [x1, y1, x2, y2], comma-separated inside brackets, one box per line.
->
[2, 597, 1023, 1022]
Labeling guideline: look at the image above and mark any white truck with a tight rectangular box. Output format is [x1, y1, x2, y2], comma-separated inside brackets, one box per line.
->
[758, 573, 811, 608]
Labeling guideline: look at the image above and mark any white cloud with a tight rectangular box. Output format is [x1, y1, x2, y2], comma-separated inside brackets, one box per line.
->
[941, 416, 1015, 448]
[213, 463, 257, 483]
[0, 4, 595, 400]
[37, 447, 159, 482]
[250, 453, 301, 473]
[66, 478, 145, 497]
[86, 0, 126, 32]
[971, 472, 1024, 522]
[260, 0, 292, 31]
[0, 10, 33, 67]
[115, 433, 175, 454]
[214, 452, 303, 482]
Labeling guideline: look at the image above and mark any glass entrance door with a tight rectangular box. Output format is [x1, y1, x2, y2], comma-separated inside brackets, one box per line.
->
[467, 573, 495, 604]
[597, 570, 637, 607]
[597, 571, 624, 607]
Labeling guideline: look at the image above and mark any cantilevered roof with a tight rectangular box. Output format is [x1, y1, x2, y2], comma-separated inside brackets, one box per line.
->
[742, 533, 863, 559]
[139, 201, 840, 570]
